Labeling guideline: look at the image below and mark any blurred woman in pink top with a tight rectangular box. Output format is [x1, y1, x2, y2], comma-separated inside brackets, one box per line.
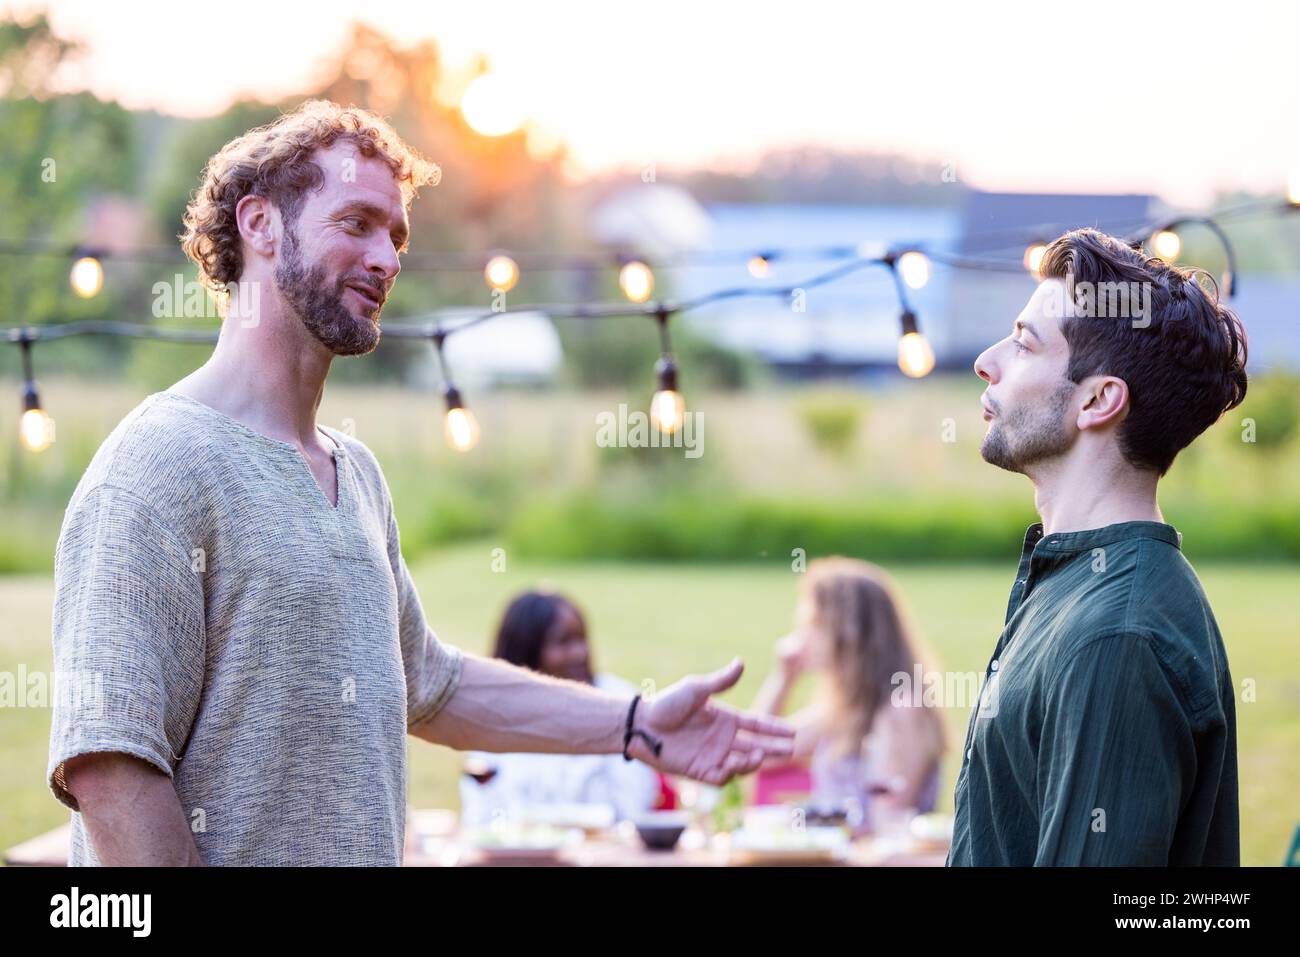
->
[752, 557, 949, 835]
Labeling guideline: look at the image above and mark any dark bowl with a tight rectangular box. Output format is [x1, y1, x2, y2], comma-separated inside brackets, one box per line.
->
[635, 824, 686, 850]
[632, 813, 690, 851]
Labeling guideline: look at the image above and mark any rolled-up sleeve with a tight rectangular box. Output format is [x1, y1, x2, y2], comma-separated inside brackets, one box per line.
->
[1035, 633, 1195, 865]
[384, 504, 463, 731]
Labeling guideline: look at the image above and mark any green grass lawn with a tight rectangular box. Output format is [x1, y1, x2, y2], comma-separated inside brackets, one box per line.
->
[2, 542, 1296, 865]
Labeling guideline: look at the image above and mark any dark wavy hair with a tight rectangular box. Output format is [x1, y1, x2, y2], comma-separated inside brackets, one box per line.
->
[492, 591, 589, 675]
[1039, 227, 1249, 475]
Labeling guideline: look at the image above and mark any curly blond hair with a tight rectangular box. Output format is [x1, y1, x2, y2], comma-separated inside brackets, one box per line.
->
[180, 100, 439, 290]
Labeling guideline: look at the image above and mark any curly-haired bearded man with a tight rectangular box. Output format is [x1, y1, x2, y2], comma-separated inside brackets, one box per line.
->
[47, 101, 793, 866]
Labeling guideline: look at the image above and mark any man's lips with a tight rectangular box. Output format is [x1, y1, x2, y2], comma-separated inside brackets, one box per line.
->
[345, 283, 383, 308]
[981, 397, 996, 420]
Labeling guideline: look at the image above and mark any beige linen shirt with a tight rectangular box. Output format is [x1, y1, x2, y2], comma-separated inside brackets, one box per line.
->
[47, 390, 463, 865]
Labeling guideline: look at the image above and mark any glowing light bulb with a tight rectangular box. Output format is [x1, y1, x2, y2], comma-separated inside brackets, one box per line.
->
[898, 331, 935, 378]
[70, 256, 103, 298]
[1023, 243, 1047, 277]
[1153, 230, 1181, 260]
[461, 74, 525, 137]
[619, 261, 654, 303]
[897, 251, 930, 290]
[650, 354, 685, 433]
[19, 406, 54, 452]
[442, 386, 480, 452]
[650, 388, 686, 434]
[444, 406, 480, 452]
[747, 255, 770, 279]
[484, 255, 519, 292]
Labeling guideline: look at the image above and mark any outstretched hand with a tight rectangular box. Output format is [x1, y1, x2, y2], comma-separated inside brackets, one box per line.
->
[627, 658, 796, 786]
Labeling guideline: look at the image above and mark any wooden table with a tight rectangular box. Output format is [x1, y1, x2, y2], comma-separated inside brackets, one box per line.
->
[3, 812, 949, 867]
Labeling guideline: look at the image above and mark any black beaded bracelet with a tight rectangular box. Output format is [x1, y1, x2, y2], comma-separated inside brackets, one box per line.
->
[622, 694, 663, 762]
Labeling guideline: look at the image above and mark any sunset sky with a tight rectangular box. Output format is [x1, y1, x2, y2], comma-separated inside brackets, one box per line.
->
[7, 0, 1298, 206]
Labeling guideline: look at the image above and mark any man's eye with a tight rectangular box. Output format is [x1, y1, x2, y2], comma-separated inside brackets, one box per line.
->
[1013, 339, 1028, 353]
[343, 217, 366, 231]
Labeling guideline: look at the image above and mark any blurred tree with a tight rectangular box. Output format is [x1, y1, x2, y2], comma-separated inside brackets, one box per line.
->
[0, 11, 143, 380]
[0, 10, 77, 99]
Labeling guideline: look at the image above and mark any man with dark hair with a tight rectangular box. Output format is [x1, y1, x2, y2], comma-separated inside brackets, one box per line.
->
[947, 227, 1247, 866]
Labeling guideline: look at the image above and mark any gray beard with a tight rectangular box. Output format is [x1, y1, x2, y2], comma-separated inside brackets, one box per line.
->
[979, 381, 1076, 474]
[274, 226, 380, 357]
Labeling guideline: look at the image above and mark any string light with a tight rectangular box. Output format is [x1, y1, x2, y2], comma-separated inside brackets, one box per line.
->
[443, 387, 481, 452]
[882, 252, 935, 379]
[1023, 243, 1047, 277]
[650, 308, 686, 434]
[747, 254, 771, 279]
[619, 260, 654, 303]
[1, 194, 1278, 280]
[896, 250, 931, 290]
[431, 332, 480, 452]
[17, 337, 54, 452]
[483, 254, 519, 292]
[8, 195, 1272, 451]
[1287, 171, 1300, 207]
[69, 255, 103, 298]
[1130, 217, 1238, 298]
[650, 365, 685, 433]
[897, 310, 935, 378]
[1152, 229, 1181, 260]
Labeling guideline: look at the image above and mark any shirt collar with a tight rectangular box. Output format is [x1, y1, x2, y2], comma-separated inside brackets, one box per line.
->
[1023, 520, 1183, 557]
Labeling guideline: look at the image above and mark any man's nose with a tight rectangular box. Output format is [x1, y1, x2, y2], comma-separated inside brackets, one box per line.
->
[974, 346, 996, 383]
[366, 239, 401, 283]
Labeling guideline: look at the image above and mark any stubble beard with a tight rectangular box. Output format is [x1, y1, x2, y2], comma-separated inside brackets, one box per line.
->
[979, 380, 1077, 475]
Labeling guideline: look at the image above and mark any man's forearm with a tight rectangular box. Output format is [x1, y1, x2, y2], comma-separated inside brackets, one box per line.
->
[64, 752, 204, 866]
[412, 653, 631, 754]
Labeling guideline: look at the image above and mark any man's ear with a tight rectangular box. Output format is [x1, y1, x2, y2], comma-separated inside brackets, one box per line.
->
[235, 194, 277, 260]
[1076, 375, 1129, 432]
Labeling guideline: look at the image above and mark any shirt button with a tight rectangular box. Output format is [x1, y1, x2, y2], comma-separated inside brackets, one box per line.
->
[966, 748, 973, 760]
[990, 659, 999, 672]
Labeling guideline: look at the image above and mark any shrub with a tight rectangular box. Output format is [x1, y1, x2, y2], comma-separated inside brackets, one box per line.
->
[796, 391, 866, 457]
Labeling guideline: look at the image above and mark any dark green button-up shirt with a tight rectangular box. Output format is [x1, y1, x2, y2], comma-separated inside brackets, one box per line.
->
[946, 521, 1239, 866]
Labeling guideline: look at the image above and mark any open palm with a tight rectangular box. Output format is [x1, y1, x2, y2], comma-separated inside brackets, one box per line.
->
[627, 658, 796, 786]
